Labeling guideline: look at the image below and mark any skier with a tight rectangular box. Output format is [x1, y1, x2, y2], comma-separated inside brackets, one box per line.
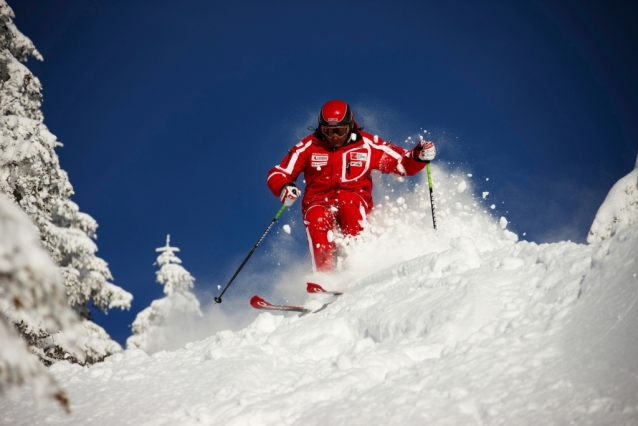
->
[267, 100, 436, 273]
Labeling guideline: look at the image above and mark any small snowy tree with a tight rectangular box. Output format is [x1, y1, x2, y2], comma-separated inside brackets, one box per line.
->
[0, 0, 132, 365]
[127, 235, 202, 354]
[0, 192, 79, 412]
[588, 152, 638, 244]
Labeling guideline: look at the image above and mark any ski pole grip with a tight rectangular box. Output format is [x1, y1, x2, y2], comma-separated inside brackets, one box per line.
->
[274, 203, 287, 219]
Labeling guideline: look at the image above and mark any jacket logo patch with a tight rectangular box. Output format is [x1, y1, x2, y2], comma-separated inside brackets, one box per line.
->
[350, 152, 368, 161]
[350, 161, 362, 167]
[312, 162, 328, 167]
[312, 154, 329, 161]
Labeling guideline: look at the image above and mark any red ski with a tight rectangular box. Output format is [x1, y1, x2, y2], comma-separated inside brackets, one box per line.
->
[250, 295, 309, 313]
[306, 282, 343, 295]
[250, 283, 343, 314]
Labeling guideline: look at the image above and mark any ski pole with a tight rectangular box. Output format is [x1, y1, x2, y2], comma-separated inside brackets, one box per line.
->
[426, 162, 437, 230]
[214, 203, 287, 304]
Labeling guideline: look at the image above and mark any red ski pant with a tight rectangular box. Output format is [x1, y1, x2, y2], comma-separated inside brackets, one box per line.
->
[303, 191, 369, 272]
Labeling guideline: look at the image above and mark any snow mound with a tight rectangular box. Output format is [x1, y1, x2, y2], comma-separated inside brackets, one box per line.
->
[588, 153, 638, 243]
[1, 166, 637, 425]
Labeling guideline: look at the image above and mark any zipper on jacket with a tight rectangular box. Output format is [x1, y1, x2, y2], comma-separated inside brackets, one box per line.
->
[330, 150, 336, 188]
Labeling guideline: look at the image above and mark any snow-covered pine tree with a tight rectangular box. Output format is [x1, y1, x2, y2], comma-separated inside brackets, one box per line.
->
[0, 192, 78, 412]
[0, 0, 132, 365]
[127, 235, 202, 354]
[588, 152, 638, 243]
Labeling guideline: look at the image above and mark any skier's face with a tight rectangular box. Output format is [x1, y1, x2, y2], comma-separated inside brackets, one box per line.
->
[321, 125, 350, 148]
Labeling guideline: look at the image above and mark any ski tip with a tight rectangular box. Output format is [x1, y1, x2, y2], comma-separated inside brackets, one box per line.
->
[250, 295, 309, 313]
[306, 282, 343, 295]
[307, 282, 324, 293]
[250, 295, 270, 309]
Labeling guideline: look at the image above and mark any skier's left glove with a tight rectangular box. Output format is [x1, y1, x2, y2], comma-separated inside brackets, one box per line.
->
[413, 139, 436, 162]
[280, 184, 301, 207]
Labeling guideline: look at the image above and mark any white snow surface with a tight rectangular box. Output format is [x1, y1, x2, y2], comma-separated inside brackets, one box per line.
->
[2, 165, 638, 425]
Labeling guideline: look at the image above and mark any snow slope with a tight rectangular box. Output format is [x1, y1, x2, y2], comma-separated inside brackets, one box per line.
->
[1, 165, 637, 425]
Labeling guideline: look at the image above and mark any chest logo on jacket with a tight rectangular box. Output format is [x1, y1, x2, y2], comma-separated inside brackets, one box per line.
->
[350, 152, 368, 161]
[342, 147, 371, 182]
[312, 154, 329, 162]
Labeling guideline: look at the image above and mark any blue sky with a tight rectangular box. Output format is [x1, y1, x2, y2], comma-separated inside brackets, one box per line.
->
[11, 0, 638, 345]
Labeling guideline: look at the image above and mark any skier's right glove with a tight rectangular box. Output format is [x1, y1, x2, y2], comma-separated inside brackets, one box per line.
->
[413, 139, 436, 162]
[280, 184, 301, 207]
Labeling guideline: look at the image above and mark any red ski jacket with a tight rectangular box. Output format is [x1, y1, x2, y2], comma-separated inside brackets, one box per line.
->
[267, 130, 426, 214]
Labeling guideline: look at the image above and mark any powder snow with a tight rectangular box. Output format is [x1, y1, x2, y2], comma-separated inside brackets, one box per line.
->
[1, 162, 637, 425]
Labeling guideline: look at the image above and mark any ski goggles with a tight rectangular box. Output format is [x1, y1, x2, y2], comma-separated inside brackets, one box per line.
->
[321, 125, 350, 138]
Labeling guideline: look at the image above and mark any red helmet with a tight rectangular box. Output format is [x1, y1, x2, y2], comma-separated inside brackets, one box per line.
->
[318, 100, 353, 127]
